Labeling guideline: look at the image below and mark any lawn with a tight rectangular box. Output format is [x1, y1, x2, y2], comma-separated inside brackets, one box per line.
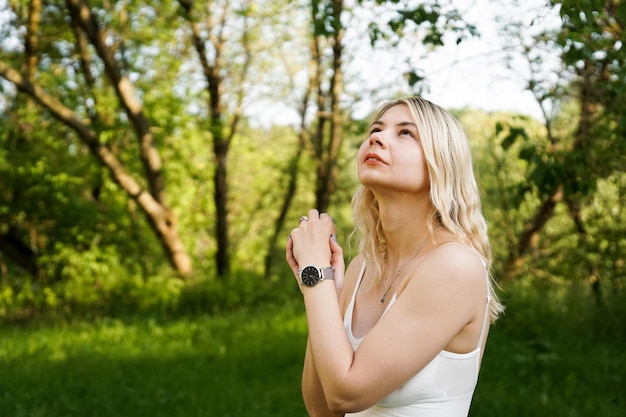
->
[0, 304, 309, 417]
[0, 291, 624, 417]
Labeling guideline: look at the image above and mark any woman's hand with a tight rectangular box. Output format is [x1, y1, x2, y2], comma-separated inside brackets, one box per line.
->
[328, 231, 345, 297]
[286, 209, 344, 295]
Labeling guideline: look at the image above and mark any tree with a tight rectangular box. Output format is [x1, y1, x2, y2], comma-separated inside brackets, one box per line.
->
[307, 0, 345, 214]
[487, 0, 626, 303]
[176, 0, 255, 278]
[0, 0, 192, 276]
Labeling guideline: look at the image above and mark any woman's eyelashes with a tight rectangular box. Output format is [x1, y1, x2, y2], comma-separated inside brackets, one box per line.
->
[367, 127, 416, 139]
[399, 129, 416, 138]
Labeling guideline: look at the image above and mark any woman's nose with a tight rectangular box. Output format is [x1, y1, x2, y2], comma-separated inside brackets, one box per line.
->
[369, 132, 385, 147]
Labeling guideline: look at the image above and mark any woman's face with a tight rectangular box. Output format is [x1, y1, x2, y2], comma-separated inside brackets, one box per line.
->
[357, 104, 429, 195]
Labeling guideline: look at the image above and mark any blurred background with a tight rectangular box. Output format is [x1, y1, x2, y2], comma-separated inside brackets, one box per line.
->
[0, 0, 624, 416]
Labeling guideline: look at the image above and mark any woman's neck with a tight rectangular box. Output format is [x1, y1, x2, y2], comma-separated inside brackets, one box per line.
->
[377, 197, 433, 261]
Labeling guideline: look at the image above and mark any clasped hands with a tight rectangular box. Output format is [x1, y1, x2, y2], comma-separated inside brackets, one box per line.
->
[286, 209, 344, 295]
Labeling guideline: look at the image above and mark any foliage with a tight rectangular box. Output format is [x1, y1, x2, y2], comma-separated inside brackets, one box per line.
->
[361, 0, 478, 47]
[0, 259, 302, 321]
[0, 0, 624, 319]
[462, 107, 625, 295]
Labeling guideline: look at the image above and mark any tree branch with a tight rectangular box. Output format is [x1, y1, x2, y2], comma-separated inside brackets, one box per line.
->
[65, 0, 165, 203]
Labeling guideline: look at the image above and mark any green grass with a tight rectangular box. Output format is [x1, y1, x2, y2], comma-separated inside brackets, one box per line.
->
[473, 325, 625, 416]
[0, 303, 310, 417]
[0, 286, 624, 417]
[472, 282, 626, 417]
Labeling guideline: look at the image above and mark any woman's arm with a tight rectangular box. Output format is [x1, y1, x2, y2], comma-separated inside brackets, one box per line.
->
[302, 254, 361, 416]
[302, 339, 344, 417]
[289, 211, 487, 414]
[301, 243, 487, 413]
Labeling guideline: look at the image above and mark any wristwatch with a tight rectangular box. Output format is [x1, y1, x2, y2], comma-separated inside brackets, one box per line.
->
[298, 266, 334, 287]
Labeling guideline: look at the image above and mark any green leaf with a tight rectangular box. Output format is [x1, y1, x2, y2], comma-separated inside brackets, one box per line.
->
[519, 145, 537, 162]
[501, 127, 528, 150]
[405, 70, 424, 87]
[495, 122, 504, 136]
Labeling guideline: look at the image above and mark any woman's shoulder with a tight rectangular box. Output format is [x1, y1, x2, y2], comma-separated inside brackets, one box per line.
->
[396, 242, 487, 315]
[416, 241, 486, 287]
[433, 241, 484, 262]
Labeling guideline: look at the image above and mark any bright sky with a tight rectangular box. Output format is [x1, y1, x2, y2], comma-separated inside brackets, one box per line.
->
[417, 0, 562, 121]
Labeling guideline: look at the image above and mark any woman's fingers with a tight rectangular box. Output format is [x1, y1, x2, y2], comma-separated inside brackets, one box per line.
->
[289, 209, 335, 267]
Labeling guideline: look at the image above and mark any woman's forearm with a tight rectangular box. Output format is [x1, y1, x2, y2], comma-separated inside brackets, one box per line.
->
[302, 281, 358, 411]
[302, 340, 345, 417]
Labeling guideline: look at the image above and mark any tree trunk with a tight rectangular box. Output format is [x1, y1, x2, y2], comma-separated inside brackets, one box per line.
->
[312, 0, 345, 214]
[0, 227, 39, 277]
[178, 0, 251, 277]
[213, 136, 231, 277]
[184, 1, 231, 277]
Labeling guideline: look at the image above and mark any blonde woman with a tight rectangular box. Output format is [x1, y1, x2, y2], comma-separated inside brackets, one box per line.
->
[286, 97, 503, 417]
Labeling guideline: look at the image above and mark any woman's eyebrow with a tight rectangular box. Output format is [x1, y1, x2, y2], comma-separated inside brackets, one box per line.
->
[370, 121, 417, 129]
[372, 120, 417, 128]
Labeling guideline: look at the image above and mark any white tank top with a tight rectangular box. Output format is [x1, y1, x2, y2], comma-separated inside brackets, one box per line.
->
[343, 252, 491, 417]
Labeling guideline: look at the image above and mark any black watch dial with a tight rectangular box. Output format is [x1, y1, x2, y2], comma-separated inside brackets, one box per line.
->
[301, 266, 321, 287]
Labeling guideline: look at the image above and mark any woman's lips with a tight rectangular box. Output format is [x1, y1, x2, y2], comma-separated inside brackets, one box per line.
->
[364, 152, 386, 165]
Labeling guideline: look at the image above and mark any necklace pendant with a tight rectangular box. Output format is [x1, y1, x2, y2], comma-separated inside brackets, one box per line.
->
[380, 296, 385, 303]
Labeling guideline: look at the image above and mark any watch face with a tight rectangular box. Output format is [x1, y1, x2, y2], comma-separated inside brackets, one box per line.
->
[301, 266, 320, 287]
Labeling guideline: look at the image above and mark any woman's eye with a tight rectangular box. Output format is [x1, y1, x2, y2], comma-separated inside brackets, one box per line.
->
[369, 128, 381, 135]
[400, 129, 415, 137]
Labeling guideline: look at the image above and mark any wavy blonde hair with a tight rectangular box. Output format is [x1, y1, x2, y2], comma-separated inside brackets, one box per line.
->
[352, 97, 503, 321]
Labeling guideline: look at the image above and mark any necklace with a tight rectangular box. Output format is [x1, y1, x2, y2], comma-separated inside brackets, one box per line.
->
[380, 233, 431, 304]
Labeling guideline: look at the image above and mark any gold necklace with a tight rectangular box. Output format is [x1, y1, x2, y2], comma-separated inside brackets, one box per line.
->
[380, 233, 431, 304]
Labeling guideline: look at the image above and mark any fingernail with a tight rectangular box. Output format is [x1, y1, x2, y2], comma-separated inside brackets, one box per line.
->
[331, 234, 337, 242]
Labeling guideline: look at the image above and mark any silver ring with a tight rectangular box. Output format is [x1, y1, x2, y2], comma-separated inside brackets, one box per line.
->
[299, 216, 309, 223]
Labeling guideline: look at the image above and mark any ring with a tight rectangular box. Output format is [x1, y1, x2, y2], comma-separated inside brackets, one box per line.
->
[299, 216, 309, 223]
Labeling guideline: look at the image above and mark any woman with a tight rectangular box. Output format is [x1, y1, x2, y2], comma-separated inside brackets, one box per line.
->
[286, 96, 503, 417]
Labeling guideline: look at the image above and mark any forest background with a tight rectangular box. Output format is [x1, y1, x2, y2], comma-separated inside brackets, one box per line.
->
[0, 0, 624, 416]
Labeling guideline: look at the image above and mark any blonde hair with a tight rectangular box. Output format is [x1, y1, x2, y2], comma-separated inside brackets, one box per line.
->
[352, 97, 503, 321]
